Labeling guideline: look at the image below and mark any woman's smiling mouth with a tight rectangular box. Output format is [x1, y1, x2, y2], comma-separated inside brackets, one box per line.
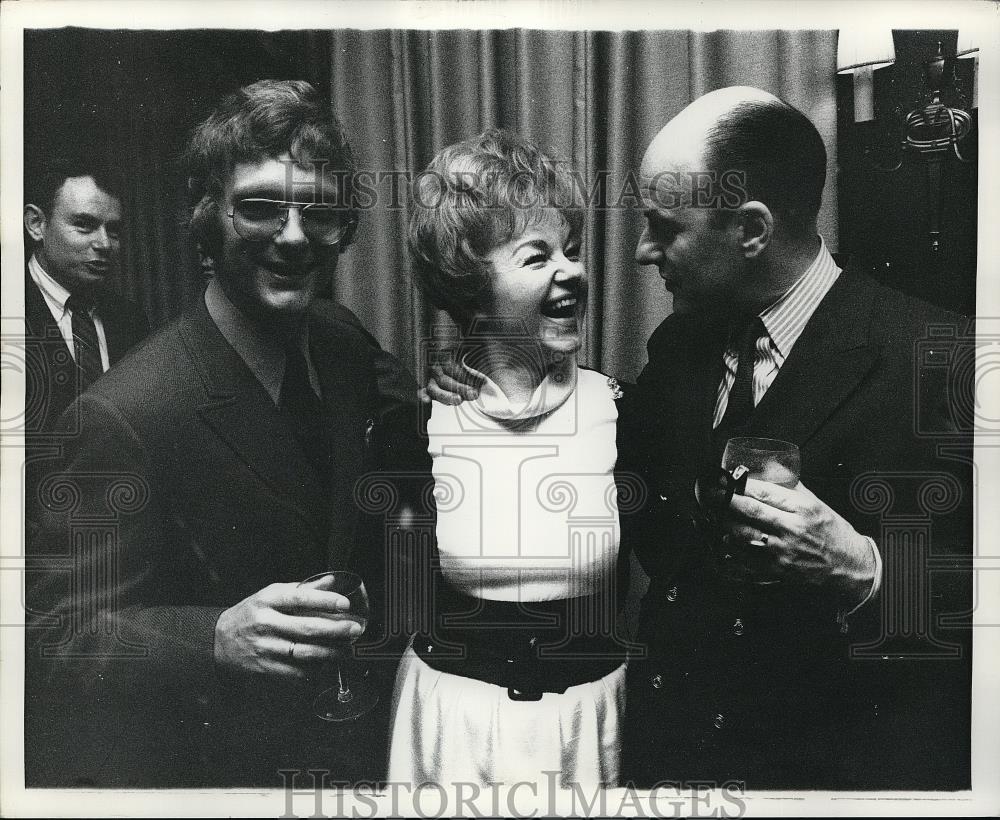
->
[541, 295, 578, 319]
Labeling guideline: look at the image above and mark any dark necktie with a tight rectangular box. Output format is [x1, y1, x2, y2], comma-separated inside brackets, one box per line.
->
[279, 343, 333, 487]
[66, 293, 104, 389]
[713, 316, 766, 450]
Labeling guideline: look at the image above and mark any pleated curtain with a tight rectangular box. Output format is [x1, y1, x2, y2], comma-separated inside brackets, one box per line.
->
[328, 29, 838, 382]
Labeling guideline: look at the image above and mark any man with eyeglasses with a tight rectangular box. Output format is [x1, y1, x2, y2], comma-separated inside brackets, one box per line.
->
[27, 80, 417, 787]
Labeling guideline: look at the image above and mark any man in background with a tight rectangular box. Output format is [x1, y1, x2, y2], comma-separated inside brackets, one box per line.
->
[23, 157, 149, 433]
[22, 157, 150, 569]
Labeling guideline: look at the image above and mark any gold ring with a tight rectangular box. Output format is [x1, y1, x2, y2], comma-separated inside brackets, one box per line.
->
[748, 533, 769, 548]
[288, 642, 297, 660]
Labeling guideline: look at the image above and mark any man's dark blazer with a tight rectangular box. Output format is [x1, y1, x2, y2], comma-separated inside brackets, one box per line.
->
[23, 270, 150, 577]
[24, 269, 149, 435]
[619, 264, 973, 790]
[25, 295, 416, 788]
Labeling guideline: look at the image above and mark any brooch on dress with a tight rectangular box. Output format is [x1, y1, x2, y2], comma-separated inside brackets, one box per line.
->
[606, 377, 624, 399]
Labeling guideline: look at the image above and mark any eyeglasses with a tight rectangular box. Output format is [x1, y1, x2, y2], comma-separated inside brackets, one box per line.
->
[227, 198, 355, 246]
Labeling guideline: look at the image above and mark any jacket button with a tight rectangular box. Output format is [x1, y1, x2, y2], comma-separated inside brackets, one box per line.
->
[713, 713, 725, 729]
[733, 618, 744, 636]
[651, 674, 663, 689]
[666, 586, 678, 602]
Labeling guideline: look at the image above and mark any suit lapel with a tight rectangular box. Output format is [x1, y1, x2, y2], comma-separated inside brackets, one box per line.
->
[749, 267, 880, 446]
[25, 271, 58, 339]
[671, 314, 729, 473]
[25, 271, 79, 428]
[179, 299, 329, 538]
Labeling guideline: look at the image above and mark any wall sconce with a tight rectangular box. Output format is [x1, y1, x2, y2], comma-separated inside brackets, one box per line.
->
[837, 29, 896, 122]
[837, 30, 979, 252]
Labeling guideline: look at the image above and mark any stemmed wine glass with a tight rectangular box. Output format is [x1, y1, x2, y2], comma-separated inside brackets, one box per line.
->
[718, 437, 801, 583]
[298, 571, 378, 722]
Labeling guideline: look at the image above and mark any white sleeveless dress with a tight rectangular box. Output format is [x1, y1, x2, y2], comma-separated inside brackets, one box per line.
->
[386, 364, 625, 788]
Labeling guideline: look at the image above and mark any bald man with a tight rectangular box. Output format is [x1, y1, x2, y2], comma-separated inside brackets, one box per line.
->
[621, 88, 971, 789]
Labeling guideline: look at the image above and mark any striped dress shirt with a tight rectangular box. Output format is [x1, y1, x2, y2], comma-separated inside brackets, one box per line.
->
[710, 237, 880, 615]
[712, 236, 840, 427]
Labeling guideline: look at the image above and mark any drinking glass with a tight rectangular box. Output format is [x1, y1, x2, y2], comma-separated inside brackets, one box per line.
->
[299, 571, 378, 722]
[717, 437, 801, 583]
[722, 437, 801, 489]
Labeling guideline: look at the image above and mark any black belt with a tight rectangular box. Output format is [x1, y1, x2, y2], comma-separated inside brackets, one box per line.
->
[412, 592, 628, 701]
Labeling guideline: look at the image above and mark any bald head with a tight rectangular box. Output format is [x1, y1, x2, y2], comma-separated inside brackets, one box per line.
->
[640, 86, 826, 235]
[641, 86, 779, 178]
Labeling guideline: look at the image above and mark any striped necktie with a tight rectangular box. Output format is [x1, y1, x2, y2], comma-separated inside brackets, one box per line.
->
[713, 316, 766, 451]
[66, 293, 104, 388]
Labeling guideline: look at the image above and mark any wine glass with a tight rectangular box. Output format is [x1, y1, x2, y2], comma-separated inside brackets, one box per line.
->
[722, 437, 801, 489]
[298, 571, 378, 722]
[718, 437, 801, 583]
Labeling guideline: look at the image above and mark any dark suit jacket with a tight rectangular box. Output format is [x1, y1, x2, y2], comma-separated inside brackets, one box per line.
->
[24, 270, 149, 435]
[619, 266, 972, 790]
[25, 295, 416, 788]
[23, 272, 150, 584]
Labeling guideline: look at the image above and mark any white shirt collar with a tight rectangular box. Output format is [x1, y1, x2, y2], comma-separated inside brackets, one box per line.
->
[758, 235, 842, 359]
[28, 254, 73, 318]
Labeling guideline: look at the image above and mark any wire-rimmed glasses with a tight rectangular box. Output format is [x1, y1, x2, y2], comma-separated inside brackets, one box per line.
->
[228, 198, 355, 246]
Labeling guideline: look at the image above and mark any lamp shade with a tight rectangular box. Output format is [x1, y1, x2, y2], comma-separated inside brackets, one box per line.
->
[837, 29, 896, 73]
[957, 30, 979, 57]
[957, 30, 980, 108]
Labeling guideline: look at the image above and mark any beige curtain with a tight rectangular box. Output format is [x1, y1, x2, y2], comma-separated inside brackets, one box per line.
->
[329, 29, 838, 383]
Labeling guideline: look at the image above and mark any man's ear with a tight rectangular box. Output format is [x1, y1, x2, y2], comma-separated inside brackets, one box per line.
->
[737, 201, 772, 259]
[190, 194, 222, 256]
[24, 204, 47, 243]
